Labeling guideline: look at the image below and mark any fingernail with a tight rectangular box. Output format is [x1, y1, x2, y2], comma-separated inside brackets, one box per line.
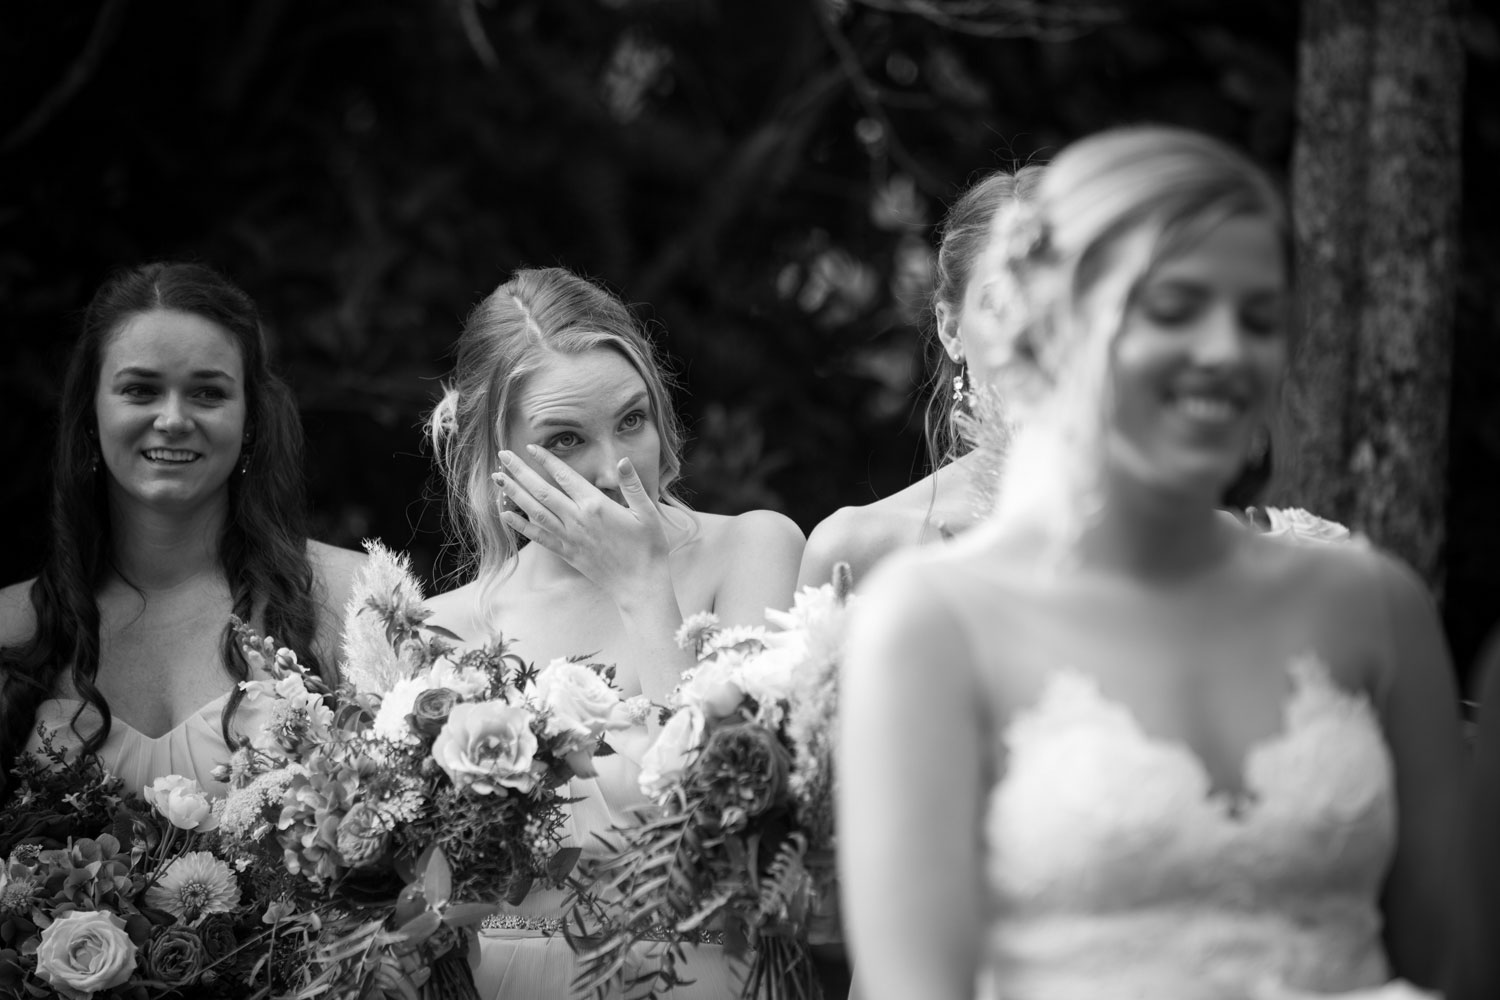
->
[525, 444, 539, 455]
[497, 450, 513, 466]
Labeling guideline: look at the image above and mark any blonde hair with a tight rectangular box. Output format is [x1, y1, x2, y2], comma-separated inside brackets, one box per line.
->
[989, 126, 1289, 539]
[427, 267, 687, 597]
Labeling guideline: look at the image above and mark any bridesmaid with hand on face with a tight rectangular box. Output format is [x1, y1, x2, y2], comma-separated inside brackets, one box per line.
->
[797, 165, 1043, 591]
[0, 261, 364, 801]
[422, 266, 805, 998]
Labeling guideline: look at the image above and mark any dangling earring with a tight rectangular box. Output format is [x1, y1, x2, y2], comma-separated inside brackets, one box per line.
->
[239, 435, 252, 477]
[951, 367, 967, 403]
[90, 453, 100, 475]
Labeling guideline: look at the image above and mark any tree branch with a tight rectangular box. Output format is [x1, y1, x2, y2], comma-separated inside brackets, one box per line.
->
[4, 0, 131, 153]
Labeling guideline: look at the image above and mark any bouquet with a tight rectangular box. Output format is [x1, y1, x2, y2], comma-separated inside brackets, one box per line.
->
[213, 542, 644, 999]
[566, 566, 853, 1000]
[0, 741, 271, 999]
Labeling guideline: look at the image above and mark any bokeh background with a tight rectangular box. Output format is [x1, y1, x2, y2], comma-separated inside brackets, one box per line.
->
[3, 0, 1497, 681]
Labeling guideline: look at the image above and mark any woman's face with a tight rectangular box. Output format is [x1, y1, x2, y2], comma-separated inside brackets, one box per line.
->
[941, 218, 1022, 392]
[505, 348, 663, 504]
[1106, 214, 1288, 503]
[94, 309, 248, 513]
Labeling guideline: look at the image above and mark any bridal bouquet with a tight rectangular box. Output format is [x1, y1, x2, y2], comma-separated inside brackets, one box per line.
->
[0, 746, 268, 999]
[214, 542, 642, 1000]
[566, 567, 853, 1000]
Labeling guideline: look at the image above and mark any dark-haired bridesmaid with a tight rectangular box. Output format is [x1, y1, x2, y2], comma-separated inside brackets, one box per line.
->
[0, 261, 364, 799]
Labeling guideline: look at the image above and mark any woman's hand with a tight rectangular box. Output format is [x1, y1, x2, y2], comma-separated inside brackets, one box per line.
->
[494, 446, 672, 605]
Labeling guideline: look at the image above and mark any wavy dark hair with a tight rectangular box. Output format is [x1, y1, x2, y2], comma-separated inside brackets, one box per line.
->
[0, 261, 327, 797]
[924, 164, 1045, 470]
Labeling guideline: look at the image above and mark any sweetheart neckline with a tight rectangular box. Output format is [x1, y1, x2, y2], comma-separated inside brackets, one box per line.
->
[39, 689, 234, 742]
[1004, 654, 1358, 822]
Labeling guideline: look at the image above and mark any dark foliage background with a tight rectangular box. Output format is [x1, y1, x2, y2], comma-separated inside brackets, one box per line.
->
[2, 0, 1497, 680]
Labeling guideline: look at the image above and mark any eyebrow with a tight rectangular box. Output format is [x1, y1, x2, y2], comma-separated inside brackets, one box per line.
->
[528, 392, 650, 430]
[110, 366, 238, 381]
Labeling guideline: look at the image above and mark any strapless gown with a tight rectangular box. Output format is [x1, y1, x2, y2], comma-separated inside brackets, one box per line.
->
[25, 690, 257, 796]
[469, 723, 738, 999]
[980, 653, 1399, 1000]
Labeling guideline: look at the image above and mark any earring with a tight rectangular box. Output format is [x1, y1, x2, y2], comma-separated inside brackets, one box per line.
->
[951, 368, 967, 403]
[90, 454, 100, 475]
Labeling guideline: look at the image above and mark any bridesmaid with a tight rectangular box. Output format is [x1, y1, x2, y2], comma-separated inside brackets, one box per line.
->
[797, 166, 1043, 590]
[0, 261, 364, 799]
[422, 266, 804, 998]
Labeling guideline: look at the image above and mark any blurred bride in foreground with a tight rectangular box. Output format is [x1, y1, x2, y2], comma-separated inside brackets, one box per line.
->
[837, 125, 1464, 1000]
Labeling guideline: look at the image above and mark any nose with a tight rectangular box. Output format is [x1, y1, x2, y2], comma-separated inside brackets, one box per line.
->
[153, 393, 192, 434]
[588, 444, 624, 497]
[1194, 305, 1250, 368]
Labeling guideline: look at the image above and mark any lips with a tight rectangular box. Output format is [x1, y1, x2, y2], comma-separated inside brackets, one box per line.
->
[143, 448, 201, 463]
[1163, 382, 1251, 427]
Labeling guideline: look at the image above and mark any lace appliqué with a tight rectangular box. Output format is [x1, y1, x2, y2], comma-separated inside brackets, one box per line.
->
[981, 654, 1397, 998]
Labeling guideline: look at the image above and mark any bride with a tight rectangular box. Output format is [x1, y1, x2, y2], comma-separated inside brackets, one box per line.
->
[836, 125, 1464, 999]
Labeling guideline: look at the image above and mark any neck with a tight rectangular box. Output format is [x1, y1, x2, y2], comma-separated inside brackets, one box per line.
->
[107, 491, 228, 591]
[1078, 475, 1233, 582]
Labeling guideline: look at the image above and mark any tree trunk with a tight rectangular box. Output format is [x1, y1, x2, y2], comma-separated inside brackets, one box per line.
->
[1281, 0, 1464, 587]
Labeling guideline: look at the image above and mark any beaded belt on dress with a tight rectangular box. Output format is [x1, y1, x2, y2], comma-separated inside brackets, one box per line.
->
[480, 912, 724, 945]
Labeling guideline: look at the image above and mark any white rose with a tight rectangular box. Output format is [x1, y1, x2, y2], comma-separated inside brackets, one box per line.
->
[144, 774, 219, 832]
[35, 910, 137, 999]
[732, 645, 800, 726]
[534, 659, 633, 750]
[638, 707, 706, 800]
[426, 658, 491, 700]
[1262, 507, 1356, 546]
[431, 702, 541, 795]
[673, 660, 746, 719]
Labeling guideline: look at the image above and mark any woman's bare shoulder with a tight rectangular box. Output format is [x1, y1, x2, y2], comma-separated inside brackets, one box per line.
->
[306, 541, 369, 608]
[0, 578, 38, 648]
[422, 579, 484, 638]
[800, 498, 927, 589]
[687, 507, 805, 558]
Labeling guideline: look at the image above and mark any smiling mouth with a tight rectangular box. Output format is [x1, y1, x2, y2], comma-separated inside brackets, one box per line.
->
[1164, 389, 1248, 426]
[142, 448, 201, 464]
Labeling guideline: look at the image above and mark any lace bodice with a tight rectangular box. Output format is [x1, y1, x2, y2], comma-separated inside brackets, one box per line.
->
[982, 654, 1397, 1000]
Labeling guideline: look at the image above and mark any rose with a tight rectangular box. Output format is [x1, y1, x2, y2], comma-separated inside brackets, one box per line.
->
[638, 707, 706, 800]
[689, 722, 791, 833]
[197, 916, 238, 964]
[1260, 507, 1356, 546]
[144, 927, 205, 989]
[335, 802, 392, 868]
[34, 910, 138, 1000]
[730, 645, 800, 724]
[408, 687, 457, 738]
[431, 702, 541, 795]
[673, 661, 745, 720]
[144, 775, 219, 832]
[533, 660, 633, 771]
[426, 659, 490, 700]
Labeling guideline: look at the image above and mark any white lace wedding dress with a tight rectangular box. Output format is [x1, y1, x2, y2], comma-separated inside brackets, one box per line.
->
[978, 651, 1404, 1000]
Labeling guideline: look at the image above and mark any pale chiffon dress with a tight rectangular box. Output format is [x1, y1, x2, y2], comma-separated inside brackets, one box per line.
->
[24, 689, 260, 796]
